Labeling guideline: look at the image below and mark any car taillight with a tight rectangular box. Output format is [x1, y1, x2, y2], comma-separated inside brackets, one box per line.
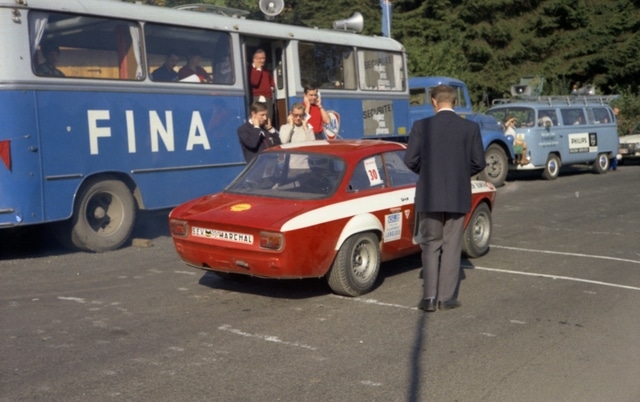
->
[169, 219, 188, 237]
[260, 231, 284, 251]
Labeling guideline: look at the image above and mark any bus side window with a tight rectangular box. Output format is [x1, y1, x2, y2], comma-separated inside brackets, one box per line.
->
[30, 11, 144, 80]
[145, 24, 232, 85]
[299, 42, 356, 90]
[357, 49, 404, 91]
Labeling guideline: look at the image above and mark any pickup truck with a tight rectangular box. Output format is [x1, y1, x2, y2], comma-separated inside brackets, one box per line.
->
[409, 76, 513, 186]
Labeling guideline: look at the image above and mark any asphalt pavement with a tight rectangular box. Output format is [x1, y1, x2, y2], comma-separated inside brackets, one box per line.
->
[1, 163, 639, 402]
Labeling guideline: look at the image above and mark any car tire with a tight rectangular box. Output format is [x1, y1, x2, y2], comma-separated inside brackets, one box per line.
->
[592, 153, 610, 174]
[55, 176, 136, 252]
[327, 232, 380, 297]
[541, 153, 561, 180]
[462, 203, 492, 258]
[478, 144, 508, 187]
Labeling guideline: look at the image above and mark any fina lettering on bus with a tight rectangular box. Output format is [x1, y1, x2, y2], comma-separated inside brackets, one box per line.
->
[87, 110, 211, 155]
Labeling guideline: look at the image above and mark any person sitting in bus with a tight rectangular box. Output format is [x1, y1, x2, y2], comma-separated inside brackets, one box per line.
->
[178, 48, 212, 83]
[237, 102, 281, 162]
[36, 41, 65, 77]
[151, 50, 179, 82]
[504, 116, 529, 165]
[538, 112, 553, 127]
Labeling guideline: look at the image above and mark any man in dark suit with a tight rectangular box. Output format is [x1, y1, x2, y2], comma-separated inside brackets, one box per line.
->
[403, 85, 486, 312]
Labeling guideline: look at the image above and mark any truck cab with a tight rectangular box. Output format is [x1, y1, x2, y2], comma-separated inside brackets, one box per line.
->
[409, 76, 513, 187]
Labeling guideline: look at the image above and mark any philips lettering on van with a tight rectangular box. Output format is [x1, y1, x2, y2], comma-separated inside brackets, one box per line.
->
[568, 132, 598, 154]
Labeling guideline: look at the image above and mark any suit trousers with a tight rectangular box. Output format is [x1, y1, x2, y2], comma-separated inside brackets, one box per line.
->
[418, 211, 465, 301]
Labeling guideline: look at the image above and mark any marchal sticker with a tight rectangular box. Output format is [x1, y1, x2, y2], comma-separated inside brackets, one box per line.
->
[192, 227, 254, 244]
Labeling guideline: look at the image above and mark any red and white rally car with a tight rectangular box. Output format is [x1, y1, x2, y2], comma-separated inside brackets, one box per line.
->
[169, 140, 496, 296]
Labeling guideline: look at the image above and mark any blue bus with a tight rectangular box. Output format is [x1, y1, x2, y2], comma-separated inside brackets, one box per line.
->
[0, 0, 411, 251]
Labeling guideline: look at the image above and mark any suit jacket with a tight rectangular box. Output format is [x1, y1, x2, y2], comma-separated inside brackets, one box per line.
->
[403, 110, 485, 214]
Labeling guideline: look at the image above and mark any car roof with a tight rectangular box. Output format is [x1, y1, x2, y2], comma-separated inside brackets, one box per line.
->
[271, 139, 407, 159]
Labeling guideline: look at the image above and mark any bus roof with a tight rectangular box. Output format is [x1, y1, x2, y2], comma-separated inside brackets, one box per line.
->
[8, 0, 405, 52]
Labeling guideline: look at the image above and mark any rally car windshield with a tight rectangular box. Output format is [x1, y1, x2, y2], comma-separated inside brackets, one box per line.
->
[226, 152, 346, 199]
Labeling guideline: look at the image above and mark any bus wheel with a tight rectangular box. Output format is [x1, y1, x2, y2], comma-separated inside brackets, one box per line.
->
[66, 177, 136, 252]
[542, 154, 561, 180]
[592, 153, 610, 174]
[462, 203, 492, 258]
[326, 232, 380, 297]
[478, 144, 507, 187]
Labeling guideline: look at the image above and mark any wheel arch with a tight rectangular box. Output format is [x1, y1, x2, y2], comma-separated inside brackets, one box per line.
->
[333, 213, 383, 251]
[75, 171, 143, 210]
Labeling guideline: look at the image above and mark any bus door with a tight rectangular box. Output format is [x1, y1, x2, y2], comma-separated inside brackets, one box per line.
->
[271, 41, 289, 128]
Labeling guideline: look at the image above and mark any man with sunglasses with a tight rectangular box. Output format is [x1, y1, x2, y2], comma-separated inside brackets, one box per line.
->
[279, 103, 315, 143]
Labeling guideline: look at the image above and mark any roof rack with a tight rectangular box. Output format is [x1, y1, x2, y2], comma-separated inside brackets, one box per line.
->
[173, 3, 250, 18]
[492, 94, 619, 106]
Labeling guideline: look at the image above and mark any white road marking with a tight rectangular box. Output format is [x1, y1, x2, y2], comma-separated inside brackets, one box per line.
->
[466, 265, 640, 291]
[330, 295, 416, 310]
[490, 245, 640, 265]
[218, 324, 317, 351]
[57, 297, 86, 304]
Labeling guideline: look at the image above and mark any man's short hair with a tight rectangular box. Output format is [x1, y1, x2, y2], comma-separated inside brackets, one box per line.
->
[250, 102, 268, 114]
[303, 84, 318, 94]
[431, 84, 457, 105]
[290, 102, 305, 112]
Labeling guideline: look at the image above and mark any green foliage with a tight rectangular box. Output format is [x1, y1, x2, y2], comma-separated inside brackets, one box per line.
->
[611, 88, 640, 136]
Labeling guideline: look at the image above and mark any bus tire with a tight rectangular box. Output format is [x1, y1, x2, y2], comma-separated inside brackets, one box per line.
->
[541, 154, 561, 180]
[478, 144, 508, 187]
[326, 232, 380, 297]
[462, 203, 492, 258]
[592, 153, 610, 174]
[67, 177, 136, 252]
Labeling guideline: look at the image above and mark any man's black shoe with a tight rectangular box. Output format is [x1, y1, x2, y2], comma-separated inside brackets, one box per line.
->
[438, 299, 461, 310]
[418, 298, 437, 312]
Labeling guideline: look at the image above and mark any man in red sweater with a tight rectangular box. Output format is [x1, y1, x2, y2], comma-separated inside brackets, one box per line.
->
[303, 84, 330, 139]
[249, 49, 275, 120]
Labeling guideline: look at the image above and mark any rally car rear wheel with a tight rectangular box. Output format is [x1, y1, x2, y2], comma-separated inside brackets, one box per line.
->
[462, 203, 492, 258]
[327, 232, 380, 297]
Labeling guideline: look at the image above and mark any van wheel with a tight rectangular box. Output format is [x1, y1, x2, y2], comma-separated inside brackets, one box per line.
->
[462, 203, 492, 258]
[479, 144, 507, 187]
[56, 176, 136, 252]
[541, 154, 561, 180]
[327, 232, 380, 297]
[592, 153, 610, 174]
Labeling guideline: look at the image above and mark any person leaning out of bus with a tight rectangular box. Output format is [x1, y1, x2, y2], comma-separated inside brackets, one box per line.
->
[151, 50, 179, 82]
[249, 49, 275, 120]
[237, 102, 281, 163]
[36, 41, 65, 77]
[178, 48, 212, 83]
[303, 84, 330, 140]
[279, 103, 315, 144]
[504, 115, 529, 165]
